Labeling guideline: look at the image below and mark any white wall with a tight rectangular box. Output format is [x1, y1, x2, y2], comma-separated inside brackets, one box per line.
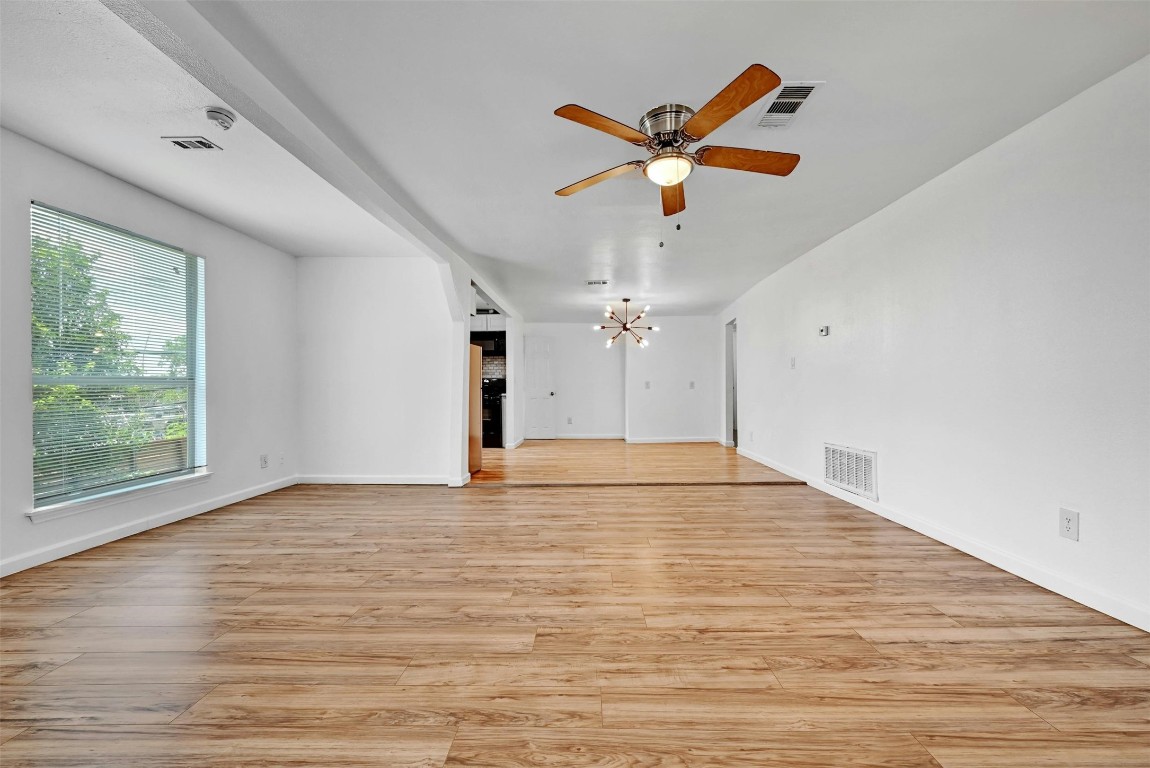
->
[0, 129, 299, 574]
[625, 315, 721, 443]
[724, 58, 1150, 630]
[524, 322, 625, 438]
[504, 315, 526, 447]
[296, 256, 453, 483]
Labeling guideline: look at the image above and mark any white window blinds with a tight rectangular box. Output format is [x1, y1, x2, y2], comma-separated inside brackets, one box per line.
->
[30, 202, 206, 506]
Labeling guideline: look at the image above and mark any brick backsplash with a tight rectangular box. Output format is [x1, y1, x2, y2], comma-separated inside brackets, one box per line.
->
[482, 356, 506, 378]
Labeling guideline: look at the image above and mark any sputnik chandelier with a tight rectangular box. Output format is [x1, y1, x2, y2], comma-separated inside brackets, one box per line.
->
[593, 298, 659, 348]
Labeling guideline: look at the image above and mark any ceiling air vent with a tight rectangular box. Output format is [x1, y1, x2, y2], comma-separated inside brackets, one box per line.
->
[755, 81, 824, 129]
[163, 136, 222, 150]
[824, 443, 877, 501]
[585, 280, 609, 286]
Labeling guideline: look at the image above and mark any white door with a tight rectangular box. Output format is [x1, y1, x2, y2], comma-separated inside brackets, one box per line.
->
[525, 336, 556, 439]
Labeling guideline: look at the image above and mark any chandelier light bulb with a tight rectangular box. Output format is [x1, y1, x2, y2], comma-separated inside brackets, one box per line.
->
[593, 298, 658, 349]
[653, 326, 660, 331]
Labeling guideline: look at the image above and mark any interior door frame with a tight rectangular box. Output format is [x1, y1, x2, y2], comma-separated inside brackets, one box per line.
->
[724, 319, 738, 448]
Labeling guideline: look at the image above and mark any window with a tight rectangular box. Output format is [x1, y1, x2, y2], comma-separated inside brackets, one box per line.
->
[30, 202, 206, 507]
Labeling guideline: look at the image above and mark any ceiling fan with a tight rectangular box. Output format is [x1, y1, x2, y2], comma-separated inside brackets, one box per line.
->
[554, 64, 800, 216]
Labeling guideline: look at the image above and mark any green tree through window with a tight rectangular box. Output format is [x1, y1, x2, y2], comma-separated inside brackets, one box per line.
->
[30, 203, 205, 505]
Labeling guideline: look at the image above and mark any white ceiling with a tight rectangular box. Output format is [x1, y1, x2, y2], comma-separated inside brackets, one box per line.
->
[3, 2, 1149, 320]
[0, 0, 421, 261]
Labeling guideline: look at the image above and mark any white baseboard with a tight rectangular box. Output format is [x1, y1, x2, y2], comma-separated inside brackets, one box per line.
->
[448, 474, 471, 488]
[626, 436, 721, 444]
[0, 475, 297, 577]
[296, 475, 450, 485]
[736, 447, 1150, 632]
[503, 438, 524, 449]
[721, 440, 735, 448]
[558, 434, 625, 440]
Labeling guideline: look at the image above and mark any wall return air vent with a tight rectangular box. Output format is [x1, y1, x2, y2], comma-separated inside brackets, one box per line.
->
[755, 81, 824, 129]
[162, 136, 222, 150]
[824, 443, 877, 501]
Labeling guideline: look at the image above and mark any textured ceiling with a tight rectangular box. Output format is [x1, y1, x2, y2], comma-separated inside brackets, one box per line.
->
[3, 1, 1149, 320]
[0, 0, 420, 262]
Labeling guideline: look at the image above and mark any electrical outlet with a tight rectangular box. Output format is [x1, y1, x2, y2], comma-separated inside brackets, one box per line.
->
[259, 454, 269, 469]
[749, 431, 754, 443]
[1060, 508, 1079, 541]
[279, 453, 285, 466]
[566, 416, 573, 425]
[689, 381, 695, 390]
[644, 381, 651, 390]
[790, 356, 796, 370]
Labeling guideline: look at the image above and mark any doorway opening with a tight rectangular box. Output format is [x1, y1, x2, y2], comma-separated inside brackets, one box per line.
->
[725, 319, 738, 448]
[467, 284, 513, 479]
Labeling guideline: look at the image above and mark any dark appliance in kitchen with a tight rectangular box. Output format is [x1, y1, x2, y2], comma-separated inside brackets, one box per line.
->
[481, 377, 505, 448]
[471, 331, 506, 355]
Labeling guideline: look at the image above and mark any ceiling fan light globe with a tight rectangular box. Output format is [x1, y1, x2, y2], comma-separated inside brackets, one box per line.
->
[643, 152, 693, 187]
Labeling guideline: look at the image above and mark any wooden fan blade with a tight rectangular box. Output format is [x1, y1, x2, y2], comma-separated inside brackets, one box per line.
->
[681, 64, 782, 142]
[661, 182, 686, 217]
[555, 104, 650, 145]
[555, 162, 642, 196]
[694, 146, 800, 176]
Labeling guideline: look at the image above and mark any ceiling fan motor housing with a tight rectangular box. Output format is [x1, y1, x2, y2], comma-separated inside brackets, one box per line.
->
[639, 103, 695, 144]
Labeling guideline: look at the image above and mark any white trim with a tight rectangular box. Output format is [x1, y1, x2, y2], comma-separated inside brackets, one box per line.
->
[1, 475, 296, 577]
[503, 438, 524, 449]
[296, 475, 450, 485]
[26, 469, 214, 524]
[721, 440, 735, 448]
[736, 447, 1150, 632]
[625, 437, 720, 444]
[558, 434, 625, 440]
[448, 474, 471, 488]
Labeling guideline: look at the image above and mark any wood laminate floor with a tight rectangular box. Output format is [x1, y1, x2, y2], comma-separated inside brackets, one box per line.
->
[470, 439, 800, 486]
[2, 446, 1148, 766]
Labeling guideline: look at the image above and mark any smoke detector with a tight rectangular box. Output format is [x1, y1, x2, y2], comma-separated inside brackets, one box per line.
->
[206, 107, 236, 130]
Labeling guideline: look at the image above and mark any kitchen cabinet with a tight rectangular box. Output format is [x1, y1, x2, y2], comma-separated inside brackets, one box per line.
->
[470, 314, 506, 332]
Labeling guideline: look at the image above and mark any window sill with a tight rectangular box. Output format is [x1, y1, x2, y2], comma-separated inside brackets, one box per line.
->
[26, 469, 213, 524]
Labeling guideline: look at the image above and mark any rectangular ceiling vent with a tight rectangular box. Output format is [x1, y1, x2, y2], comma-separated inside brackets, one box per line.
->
[824, 443, 877, 501]
[755, 81, 824, 129]
[163, 136, 222, 150]
[585, 280, 610, 286]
